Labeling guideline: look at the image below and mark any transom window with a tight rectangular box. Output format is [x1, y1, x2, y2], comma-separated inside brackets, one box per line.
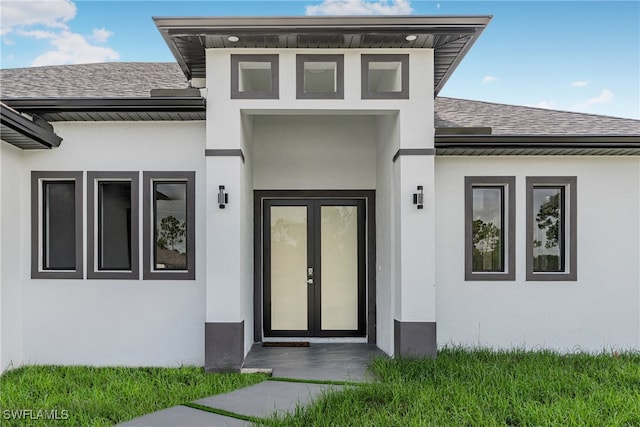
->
[231, 54, 279, 99]
[296, 54, 344, 99]
[361, 54, 409, 99]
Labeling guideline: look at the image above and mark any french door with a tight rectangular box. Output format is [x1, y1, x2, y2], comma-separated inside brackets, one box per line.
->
[263, 199, 366, 337]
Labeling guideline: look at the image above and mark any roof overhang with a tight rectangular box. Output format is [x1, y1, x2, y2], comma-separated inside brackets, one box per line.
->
[2, 97, 206, 122]
[435, 134, 640, 155]
[153, 15, 492, 95]
[1, 103, 62, 149]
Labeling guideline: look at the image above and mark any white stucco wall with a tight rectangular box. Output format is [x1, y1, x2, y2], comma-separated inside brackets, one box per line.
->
[374, 115, 399, 354]
[252, 115, 377, 190]
[435, 156, 640, 352]
[17, 121, 207, 367]
[1, 142, 25, 372]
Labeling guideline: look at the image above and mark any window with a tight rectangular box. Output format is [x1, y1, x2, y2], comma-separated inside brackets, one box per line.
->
[526, 177, 577, 281]
[465, 177, 515, 281]
[231, 54, 279, 99]
[296, 54, 344, 99]
[87, 172, 139, 279]
[143, 172, 195, 280]
[361, 54, 409, 99]
[31, 171, 83, 279]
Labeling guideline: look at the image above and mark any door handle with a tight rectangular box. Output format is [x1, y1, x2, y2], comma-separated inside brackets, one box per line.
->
[306, 267, 314, 285]
[306, 278, 314, 285]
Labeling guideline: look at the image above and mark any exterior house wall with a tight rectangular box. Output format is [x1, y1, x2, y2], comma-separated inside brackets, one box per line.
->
[18, 121, 206, 367]
[374, 114, 399, 354]
[1, 142, 25, 373]
[252, 115, 377, 190]
[435, 156, 640, 351]
[204, 47, 436, 365]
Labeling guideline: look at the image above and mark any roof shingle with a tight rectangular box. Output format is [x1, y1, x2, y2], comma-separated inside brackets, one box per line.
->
[1, 62, 638, 136]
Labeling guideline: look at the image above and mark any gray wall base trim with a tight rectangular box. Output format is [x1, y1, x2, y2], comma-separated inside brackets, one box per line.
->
[204, 321, 244, 373]
[394, 320, 437, 358]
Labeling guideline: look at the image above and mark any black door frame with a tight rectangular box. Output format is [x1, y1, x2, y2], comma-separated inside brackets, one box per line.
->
[254, 190, 376, 343]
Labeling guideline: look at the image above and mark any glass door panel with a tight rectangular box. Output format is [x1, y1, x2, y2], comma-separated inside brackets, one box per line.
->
[320, 206, 359, 331]
[269, 206, 308, 331]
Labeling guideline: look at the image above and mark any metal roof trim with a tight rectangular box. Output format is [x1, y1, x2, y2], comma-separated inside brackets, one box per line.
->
[435, 134, 640, 155]
[2, 97, 206, 113]
[1, 103, 62, 149]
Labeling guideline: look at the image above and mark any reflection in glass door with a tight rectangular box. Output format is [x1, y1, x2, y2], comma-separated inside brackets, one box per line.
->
[263, 199, 365, 337]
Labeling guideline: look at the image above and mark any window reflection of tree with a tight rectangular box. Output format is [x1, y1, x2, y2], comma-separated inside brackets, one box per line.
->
[533, 189, 563, 272]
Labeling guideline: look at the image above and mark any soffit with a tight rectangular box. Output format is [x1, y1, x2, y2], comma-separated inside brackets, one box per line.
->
[154, 15, 492, 95]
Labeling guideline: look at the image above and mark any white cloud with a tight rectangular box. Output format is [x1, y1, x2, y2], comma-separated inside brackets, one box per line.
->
[1, 0, 76, 35]
[571, 89, 614, 111]
[306, 0, 413, 16]
[17, 29, 57, 39]
[482, 75, 498, 84]
[2, 1, 119, 66]
[90, 28, 113, 44]
[583, 89, 614, 106]
[570, 80, 590, 88]
[529, 100, 557, 110]
[31, 30, 119, 66]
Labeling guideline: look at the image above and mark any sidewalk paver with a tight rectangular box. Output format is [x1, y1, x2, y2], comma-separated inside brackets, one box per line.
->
[116, 404, 249, 427]
[117, 344, 381, 426]
[243, 343, 384, 382]
[194, 380, 340, 419]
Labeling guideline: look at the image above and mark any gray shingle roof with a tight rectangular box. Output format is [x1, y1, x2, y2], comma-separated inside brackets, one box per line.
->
[0, 62, 189, 98]
[1, 62, 638, 136]
[435, 97, 639, 136]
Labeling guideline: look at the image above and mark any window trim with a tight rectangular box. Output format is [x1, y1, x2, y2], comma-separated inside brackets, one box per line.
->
[143, 171, 196, 280]
[87, 172, 139, 280]
[231, 54, 279, 99]
[464, 176, 515, 281]
[361, 54, 409, 99]
[526, 176, 577, 281]
[31, 171, 83, 279]
[296, 54, 344, 99]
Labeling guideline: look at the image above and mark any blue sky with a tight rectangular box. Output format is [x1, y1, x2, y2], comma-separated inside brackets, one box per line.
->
[1, 1, 638, 119]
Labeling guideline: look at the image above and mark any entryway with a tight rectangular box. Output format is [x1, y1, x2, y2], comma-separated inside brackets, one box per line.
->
[254, 191, 376, 342]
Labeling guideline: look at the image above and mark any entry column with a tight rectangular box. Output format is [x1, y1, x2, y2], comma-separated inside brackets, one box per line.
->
[393, 150, 437, 357]
[204, 152, 245, 372]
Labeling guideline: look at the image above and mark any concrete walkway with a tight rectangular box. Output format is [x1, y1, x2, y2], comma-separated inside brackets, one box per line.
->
[117, 343, 384, 426]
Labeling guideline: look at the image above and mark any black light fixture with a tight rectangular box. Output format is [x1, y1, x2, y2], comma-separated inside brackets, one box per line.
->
[413, 185, 424, 209]
[218, 185, 229, 209]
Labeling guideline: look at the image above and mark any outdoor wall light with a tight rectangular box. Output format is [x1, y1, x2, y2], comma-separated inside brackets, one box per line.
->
[218, 185, 229, 209]
[227, 35, 240, 43]
[405, 35, 418, 41]
[413, 185, 424, 209]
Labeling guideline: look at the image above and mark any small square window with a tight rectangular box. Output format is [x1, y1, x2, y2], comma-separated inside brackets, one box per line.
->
[87, 172, 139, 279]
[465, 177, 515, 281]
[361, 54, 409, 99]
[231, 54, 279, 99]
[143, 172, 195, 280]
[296, 54, 344, 99]
[526, 177, 577, 281]
[31, 171, 83, 279]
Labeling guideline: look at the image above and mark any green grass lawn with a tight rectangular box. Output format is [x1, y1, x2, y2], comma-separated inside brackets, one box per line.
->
[0, 366, 265, 426]
[1, 349, 638, 426]
[276, 348, 640, 426]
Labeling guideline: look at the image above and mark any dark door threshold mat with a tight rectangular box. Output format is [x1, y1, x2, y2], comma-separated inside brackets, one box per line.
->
[262, 342, 310, 347]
